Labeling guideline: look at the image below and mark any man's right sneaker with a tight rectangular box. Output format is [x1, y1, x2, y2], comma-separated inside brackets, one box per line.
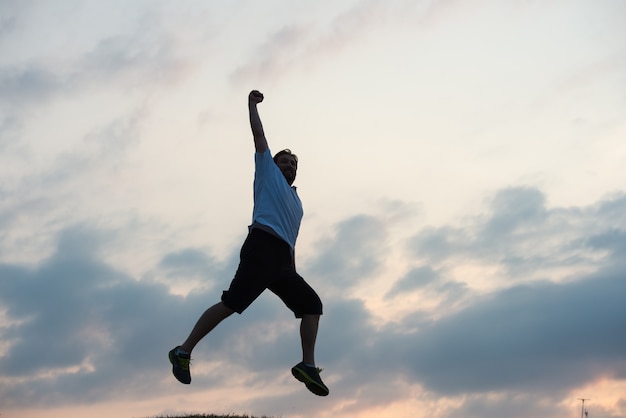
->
[291, 362, 329, 396]
[168, 346, 191, 384]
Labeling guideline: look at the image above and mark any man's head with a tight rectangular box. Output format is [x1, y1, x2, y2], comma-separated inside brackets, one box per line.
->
[273, 149, 298, 185]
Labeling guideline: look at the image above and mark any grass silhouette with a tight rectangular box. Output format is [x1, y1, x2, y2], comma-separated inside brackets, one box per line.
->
[152, 414, 276, 418]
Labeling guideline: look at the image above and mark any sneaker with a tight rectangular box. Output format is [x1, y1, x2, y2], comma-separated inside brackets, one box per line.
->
[168, 346, 191, 384]
[291, 362, 329, 396]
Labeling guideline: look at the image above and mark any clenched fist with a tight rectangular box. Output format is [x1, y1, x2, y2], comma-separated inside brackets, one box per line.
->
[249, 90, 264, 104]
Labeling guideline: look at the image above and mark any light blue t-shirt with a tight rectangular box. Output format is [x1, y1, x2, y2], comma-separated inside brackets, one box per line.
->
[251, 148, 303, 250]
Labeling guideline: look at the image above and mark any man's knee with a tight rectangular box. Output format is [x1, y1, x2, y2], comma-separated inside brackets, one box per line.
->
[296, 296, 323, 318]
[217, 301, 236, 317]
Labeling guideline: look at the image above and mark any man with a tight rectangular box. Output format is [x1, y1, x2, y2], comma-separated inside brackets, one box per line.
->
[168, 90, 329, 397]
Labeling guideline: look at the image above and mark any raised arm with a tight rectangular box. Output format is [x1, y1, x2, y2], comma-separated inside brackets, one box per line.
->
[248, 90, 268, 153]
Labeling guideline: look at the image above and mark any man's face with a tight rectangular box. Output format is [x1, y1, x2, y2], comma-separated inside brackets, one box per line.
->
[276, 154, 297, 185]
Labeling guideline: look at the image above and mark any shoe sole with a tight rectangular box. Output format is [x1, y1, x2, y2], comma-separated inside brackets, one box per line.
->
[291, 368, 329, 396]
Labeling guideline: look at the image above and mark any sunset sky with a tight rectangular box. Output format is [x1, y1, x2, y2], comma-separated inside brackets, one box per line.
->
[1, 1, 625, 417]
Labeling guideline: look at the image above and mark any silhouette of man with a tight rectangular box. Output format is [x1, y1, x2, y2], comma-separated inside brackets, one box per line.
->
[168, 90, 329, 396]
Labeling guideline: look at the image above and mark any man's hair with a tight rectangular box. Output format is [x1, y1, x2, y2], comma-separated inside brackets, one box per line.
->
[273, 149, 298, 167]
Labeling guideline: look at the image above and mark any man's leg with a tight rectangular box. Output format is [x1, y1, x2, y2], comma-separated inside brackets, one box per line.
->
[269, 274, 322, 365]
[181, 301, 234, 353]
[300, 314, 319, 365]
[267, 264, 328, 395]
[292, 313, 329, 396]
[169, 301, 234, 384]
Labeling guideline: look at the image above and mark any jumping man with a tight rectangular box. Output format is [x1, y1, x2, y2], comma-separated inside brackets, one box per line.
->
[168, 90, 329, 396]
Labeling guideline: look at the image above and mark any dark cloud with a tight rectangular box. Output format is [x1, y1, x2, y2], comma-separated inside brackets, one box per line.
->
[307, 214, 388, 291]
[308, 187, 626, 415]
[1, 187, 626, 417]
[409, 187, 626, 279]
[0, 65, 61, 105]
[380, 188, 626, 413]
[158, 248, 227, 289]
[385, 265, 440, 299]
[481, 186, 548, 239]
[587, 228, 626, 259]
[0, 227, 221, 407]
[0, 225, 335, 408]
[152, 245, 241, 298]
[403, 271, 626, 395]
[0, 64, 59, 154]
[409, 225, 463, 263]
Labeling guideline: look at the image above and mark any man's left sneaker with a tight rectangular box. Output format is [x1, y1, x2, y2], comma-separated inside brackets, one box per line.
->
[291, 362, 329, 396]
[168, 346, 191, 384]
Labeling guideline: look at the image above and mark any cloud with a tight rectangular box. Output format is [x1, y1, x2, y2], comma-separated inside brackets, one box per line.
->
[0, 33, 189, 106]
[403, 271, 626, 396]
[0, 0, 22, 40]
[0, 2, 193, 157]
[587, 228, 626, 259]
[229, 23, 312, 83]
[481, 186, 548, 238]
[385, 265, 440, 298]
[160, 248, 222, 278]
[2, 187, 626, 417]
[307, 214, 389, 291]
[0, 226, 204, 407]
[408, 187, 626, 283]
[229, 0, 418, 84]
[77, 31, 191, 87]
[0, 64, 61, 105]
[308, 187, 626, 414]
[259, 187, 626, 415]
[0, 224, 338, 408]
[0, 110, 146, 265]
[382, 188, 626, 411]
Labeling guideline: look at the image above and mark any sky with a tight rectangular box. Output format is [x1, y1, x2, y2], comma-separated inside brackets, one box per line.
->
[1, 0, 625, 417]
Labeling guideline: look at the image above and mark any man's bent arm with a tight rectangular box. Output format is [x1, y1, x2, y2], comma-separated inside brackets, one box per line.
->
[249, 90, 268, 153]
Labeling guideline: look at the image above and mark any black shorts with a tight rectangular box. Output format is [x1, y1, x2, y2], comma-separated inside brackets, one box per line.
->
[221, 228, 323, 318]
